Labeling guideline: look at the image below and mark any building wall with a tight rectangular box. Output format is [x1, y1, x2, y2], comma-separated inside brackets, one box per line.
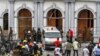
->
[14, 0, 34, 39]
[0, 0, 99, 40]
[0, 0, 8, 28]
[74, 2, 96, 37]
[43, 1, 64, 27]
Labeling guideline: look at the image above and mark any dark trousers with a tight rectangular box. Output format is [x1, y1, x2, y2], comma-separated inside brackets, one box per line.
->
[89, 50, 92, 56]
[65, 50, 71, 56]
[73, 50, 78, 56]
[70, 37, 72, 43]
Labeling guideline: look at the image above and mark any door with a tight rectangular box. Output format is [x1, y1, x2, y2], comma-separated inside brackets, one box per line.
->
[18, 9, 32, 38]
[77, 9, 94, 42]
[47, 9, 62, 30]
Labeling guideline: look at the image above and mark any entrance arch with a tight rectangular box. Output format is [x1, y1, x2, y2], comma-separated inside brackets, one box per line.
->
[47, 9, 62, 30]
[18, 9, 32, 38]
[77, 9, 94, 42]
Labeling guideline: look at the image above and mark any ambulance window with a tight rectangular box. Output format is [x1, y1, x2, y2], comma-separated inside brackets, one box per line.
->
[45, 32, 60, 38]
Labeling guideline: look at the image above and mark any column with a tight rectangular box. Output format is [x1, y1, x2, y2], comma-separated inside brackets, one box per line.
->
[63, 2, 69, 33]
[69, 2, 76, 36]
[33, 0, 44, 30]
[94, 2, 100, 41]
[34, 2, 38, 30]
[96, 2, 100, 37]
[9, 0, 14, 29]
[0, 17, 3, 28]
[64, 2, 69, 36]
[38, 2, 43, 29]
[8, 0, 15, 40]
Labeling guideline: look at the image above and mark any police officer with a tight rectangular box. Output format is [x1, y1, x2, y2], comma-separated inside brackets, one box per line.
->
[32, 27, 36, 41]
[36, 28, 42, 43]
[23, 27, 28, 39]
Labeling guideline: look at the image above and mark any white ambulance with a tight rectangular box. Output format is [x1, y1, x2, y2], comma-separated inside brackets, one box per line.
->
[43, 26, 62, 49]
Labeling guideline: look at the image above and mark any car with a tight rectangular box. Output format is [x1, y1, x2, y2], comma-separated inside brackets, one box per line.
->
[43, 26, 62, 49]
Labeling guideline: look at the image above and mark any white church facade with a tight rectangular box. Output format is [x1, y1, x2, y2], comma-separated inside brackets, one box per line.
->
[0, 0, 100, 42]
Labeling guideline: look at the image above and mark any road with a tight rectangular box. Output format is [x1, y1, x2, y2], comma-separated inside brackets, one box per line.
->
[42, 36, 90, 56]
[42, 43, 89, 56]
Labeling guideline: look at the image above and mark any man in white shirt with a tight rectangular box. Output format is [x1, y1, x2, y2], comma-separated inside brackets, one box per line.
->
[54, 45, 62, 56]
[73, 38, 80, 56]
[83, 46, 89, 56]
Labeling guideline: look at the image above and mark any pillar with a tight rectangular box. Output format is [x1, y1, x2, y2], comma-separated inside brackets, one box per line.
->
[8, 0, 15, 40]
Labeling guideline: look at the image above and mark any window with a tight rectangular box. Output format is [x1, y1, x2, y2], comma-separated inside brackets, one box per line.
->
[3, 13, 8, 30]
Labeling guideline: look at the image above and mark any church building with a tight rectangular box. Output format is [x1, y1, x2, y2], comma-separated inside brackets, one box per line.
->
[0, 0, 100, 42]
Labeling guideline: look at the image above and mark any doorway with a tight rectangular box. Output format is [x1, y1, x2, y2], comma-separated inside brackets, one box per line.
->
[77, 9, 94, 42]
[47, 9, 62, 30]
[18, 9, 32, 38]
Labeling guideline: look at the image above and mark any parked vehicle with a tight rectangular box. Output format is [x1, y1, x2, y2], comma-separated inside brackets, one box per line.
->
[43, 26, 62, 49]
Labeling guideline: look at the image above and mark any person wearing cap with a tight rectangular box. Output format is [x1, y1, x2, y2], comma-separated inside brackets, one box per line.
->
[23, 40, 27, 43]
[21, 45, 29, 56]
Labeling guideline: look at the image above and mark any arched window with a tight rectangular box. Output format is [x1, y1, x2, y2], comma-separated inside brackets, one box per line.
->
[3, 13, 8, 30]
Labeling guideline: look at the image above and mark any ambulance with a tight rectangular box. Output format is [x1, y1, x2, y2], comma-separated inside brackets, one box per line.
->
[43, 26, 62, 49]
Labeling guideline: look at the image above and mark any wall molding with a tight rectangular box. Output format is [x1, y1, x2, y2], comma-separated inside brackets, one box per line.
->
[44, 3, 64, 18]
[75, 5, 96, 19]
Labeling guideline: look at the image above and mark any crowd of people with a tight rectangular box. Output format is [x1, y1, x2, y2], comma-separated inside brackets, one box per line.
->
[0, 26, 100, 56]
[15, 27, 44, 56]
[16, 39, 44, 56]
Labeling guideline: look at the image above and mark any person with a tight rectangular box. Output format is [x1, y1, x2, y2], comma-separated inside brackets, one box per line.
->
[65, 40, 72, 56]
[54, 38, 61, 47]
[60, 29, 63, 38]
[27, 30, 32, 40]
[62, 41, 68, 55]
[32, 27, 36, 41]
[8, 27, 13, 41]
[24, 27, 28, 39]
[83, 46, 89, 56]
[66, 30, 70, 41]
[28, 41, 34, 56]
[93, 44, 98, 56]
[97, 38, 100, 47]
[21, 45, 29, 56]
[94, 45, 100, 56]
[33, 42, 39, 56]
[73, 38, 80, 56]
[36, 28, 42, 43]
[66, 29, 73, 43]
[37, 42, 43, 56]
[54, 45, 62, 56]
[88, 41, 95, 56]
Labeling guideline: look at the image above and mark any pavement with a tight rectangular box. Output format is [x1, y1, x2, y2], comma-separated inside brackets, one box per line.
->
[42, 43, 90, 56]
